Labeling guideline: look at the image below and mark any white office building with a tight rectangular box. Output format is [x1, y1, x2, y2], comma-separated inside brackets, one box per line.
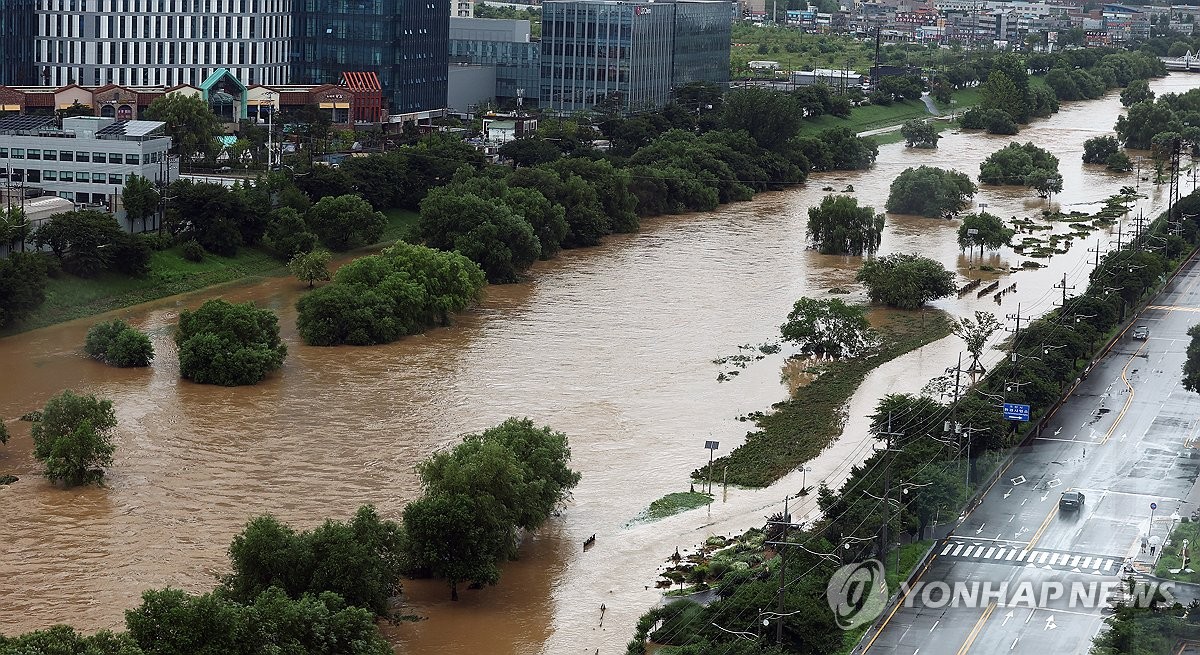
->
[0, 115, 176, 207]
[32, 0, 291, 88]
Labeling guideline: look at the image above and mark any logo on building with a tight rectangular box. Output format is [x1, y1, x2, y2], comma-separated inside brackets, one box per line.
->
[634, 5, 651, 15]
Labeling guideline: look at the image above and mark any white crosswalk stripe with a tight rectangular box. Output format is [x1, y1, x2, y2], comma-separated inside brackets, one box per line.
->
[935, 540, 1123, 576]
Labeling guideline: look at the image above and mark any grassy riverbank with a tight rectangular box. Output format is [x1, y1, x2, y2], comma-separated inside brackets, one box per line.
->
[1, 209, 419, 335]
[699, 309, 955, 488]
[798, 87, 981, 140]
[635, 491, 715, 524]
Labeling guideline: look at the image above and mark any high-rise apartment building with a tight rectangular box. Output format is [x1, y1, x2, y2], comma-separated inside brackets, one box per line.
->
[33, 0, 291, 88]
[539, 0, 730, 112]
[291, 0, 449, 115]
[1, 0, 38, 86]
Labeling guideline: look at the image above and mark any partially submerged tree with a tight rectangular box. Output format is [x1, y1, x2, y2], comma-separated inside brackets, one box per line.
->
[779, 297, 876, 358]
[176, 299, 286, 386]
[84, 319, 154, 367]
[957, 212, 1015, 257]
[857, 253, 956, 309]
[900, 119, 940, 149]
[952, 311, 1002, 376]
[806, 195, 884, 255]
[287, 249, 332, 288]
[30, 390, 117, 486]
[885, 166, 977, 218]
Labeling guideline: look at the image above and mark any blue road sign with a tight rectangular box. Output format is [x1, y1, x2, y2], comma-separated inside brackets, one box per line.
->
[704, 440, 719, 450]
[1151, 502, 1158, 510]
[1002, 403, 1031, 421]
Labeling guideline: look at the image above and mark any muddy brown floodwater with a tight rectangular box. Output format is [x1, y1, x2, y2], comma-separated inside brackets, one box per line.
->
[1, 75, 1198, 654]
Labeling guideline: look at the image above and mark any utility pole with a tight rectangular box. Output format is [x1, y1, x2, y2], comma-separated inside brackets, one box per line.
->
[878, 413, 905, 564]
[1133, 211, 1148, 252]
[775, 495, 790, 644]
[1004, 303, 1026, 393]
[1088, 239, 1103, 270]
[1053, 272, 1075, 308]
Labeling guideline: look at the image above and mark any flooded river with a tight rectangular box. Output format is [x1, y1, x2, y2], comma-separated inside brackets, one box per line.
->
[1, 75, 1197, 654]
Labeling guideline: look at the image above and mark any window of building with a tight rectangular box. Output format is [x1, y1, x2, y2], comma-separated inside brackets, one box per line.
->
[92, 152, 106, 163]
[43, 150, 57, 161]
[0, 148, 6, 158]
[8, 169, 23, 182]
[27, 149, 41, 161]
[76, 151, 89, 162]
[93, 172, 107, 182]
[43, 170, 57, 181]
[125, 154, 140, 165]
[59, 151, 73, 161]
[110, 154, 122, 164]
[109, 173, 123, 184]
[59, 191, 73, 201]
[10, 149, 24, 159]
[60, 171, 74, 181]
[27, 170, 41, 183]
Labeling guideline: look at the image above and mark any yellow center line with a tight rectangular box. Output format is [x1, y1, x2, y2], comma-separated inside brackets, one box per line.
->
[1101, 340, 1145, 446]
[1024, 501, 1061, 553]
[860, 554, 940, 653]
[955, 601, 997, 655]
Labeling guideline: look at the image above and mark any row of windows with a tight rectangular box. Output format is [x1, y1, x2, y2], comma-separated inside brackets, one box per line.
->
[4, 169, 132, 184]
[41, 61, 286, 88]
[38, 0, 289, 14]
[0, 148, 156, 164]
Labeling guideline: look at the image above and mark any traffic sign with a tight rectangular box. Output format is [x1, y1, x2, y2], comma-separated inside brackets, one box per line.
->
[1002, 403, 1031, 421]
[704, 440, 719, 450]
[1151, 502, 1158, 510]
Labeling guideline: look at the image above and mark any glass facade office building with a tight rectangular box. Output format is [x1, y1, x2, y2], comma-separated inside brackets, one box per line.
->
[449, 17, 539, 105]
[540, 0, 729, 112]
[0, 0, 37, 85]
[292, 0, 449, 114]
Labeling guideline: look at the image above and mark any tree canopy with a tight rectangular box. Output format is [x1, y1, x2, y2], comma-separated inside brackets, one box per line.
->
[31, 389, 117, 486]
[900, 119, 940, 148]
[885, 166, 977, 218]
[779, 297, 875, 358]
[142, 94, 220, 162]
[85, 319, 154, 367]
[1183, 324, 1200, 393]
[0, 252, 47, 329]
[404, 418, 581, 600]
[305, 194, 386, 252]
[296, 241, 486, 346]
[957, 212, 1015, 252]
[287, 249, 332, 288]
[418, 185, 541, 283]
[1082, 135, 1121, 165]
[979, 142, 1061, 190]
[806, 194, 884, 255]
[175, 300, 286, 386]
[856, 253, 956, 309]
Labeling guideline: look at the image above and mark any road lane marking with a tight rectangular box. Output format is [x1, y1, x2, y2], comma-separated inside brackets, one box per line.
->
[1017, 550, 1028, 561]
[941, 543, 954, 555]
[984, 547, 996, 559]
[1094, 559, 1103, 570]
[955, 602, 997, 655]
[1101, 340, 1146, 446]
[952, 545, 964, 556]
[1081, 557, 1092, 568]
[1103, 560, 1113, 572]
[1049, 553, 1061, 565]
[1070, 555, 1081, 567]
[1007, 550, 1017, 560]
[1037, 552, 1049, 564]
[1024, 502, 1061, 552]
[860, 553, 941, 653]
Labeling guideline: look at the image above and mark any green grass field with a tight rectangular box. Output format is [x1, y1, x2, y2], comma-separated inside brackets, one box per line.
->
[4, 208, 419, 335]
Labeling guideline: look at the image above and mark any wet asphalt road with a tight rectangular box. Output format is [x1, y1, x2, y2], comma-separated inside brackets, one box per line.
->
[860, 253, 1200, 655]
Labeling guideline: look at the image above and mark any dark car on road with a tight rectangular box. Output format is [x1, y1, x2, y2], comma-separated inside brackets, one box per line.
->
[1060, 490, 1085, 511]
[1133, 326, 1149, 340]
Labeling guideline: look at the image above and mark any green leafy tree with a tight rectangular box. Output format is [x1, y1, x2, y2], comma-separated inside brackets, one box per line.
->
[1106, 151, 1133, 172]
[33, 210, 126, 277]
[1120, 78, 1154, 107]
[403, 492, 507, 601]
[263, 207, 318, 259]
[957, 212, 1014, 256]
[981, 54, 1029, 122]
[295, 165, 356, 202]
[417, 188, 540, 283]
[952, 311, 1002, 375]
[0, 251, 48, 329]
[121, 174, 160, 231]
[175, 300, 286, 386]
[85, 319, 154, 367]
[885, 166, 977, 218]
[1116, 99, 1179, 149]
[979, 142, 1060, 187]
[143, 94, 220, 163]
[1082, 135, 1121, 164]
[856, 253, 956, 309]
[126, 586, 392, 655]
[779, 297, 875, 358]
[1183, 324, 1200, 393]
[304, 194, 386, 251]
[296, 242, 486, 346]
[900, 119, 940, 148]
[806, 194, 884, 255]
[719, 88, 802, 151]
[165, 180, 242, 256]
[30, 390, 117, 486]
[1027, 168, 1064, 197]
[498, 137, 561, 167]
[0, 625, 142, 655]
[222, 506, 406, 616]
[287, 249, 332, 288]
[0, 420, 7, 445]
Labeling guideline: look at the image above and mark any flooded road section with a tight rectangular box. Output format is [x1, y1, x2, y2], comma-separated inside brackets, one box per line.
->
[1, 75, 1197, 654]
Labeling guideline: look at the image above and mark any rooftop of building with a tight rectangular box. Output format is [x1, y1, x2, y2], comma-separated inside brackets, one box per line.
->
[0, 115, 167, 140]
